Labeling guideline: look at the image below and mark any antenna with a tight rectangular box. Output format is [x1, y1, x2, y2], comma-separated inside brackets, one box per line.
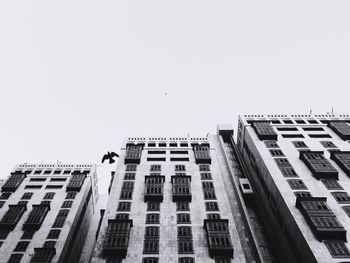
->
[332, 107, 334, 114]
[309, 109, 312, 115]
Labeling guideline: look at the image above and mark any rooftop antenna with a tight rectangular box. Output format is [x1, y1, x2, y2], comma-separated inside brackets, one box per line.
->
[332, 107, 334, 114]
[309, 109, 312, 115]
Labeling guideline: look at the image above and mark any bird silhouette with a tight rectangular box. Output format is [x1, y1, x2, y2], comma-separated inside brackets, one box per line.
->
[102, 151, 119, 164]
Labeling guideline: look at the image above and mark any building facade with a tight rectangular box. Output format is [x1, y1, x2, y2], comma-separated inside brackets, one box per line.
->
[92, 129, 275, 263]
[237, 114, 350, 263]
[0, 163, 99, 263]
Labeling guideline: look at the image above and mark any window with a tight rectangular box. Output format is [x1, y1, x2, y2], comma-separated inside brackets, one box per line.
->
[277, 127, 298, 131]
[44, 192, 55, 199]
[124, 173, 136, 180]
[30, 178, 46, 182]
[179, 257, 195, 263]
[177, 213, 191, 224]
[7, 254, 23, 263]
[320, 141, 337, 148]
[207, 213, 221, 219]
[117, 202, 131, 211]
[309, 134, 332, 138]
[287, 179, 308, 190]
[171, 157, 189, 162]
[145, 226, 159, 237]
[307, 119, 318, 124]
[294, 192, 311, 198]
[203, 189, 216, 200]
[170, 143, 178, 147]
[65, 192, 77, 199]
[25, 185, 42, 189]
[66, 173, 86, 191]
[0, 204, 27, 230]
[143, 258, 159, 263]
[159, 143, 166, 147]
[122, 182, 134, 190]
[199, 173, 211, 180]
[147, 202, 160, 211]
[63, 170, 71, 174]
[30, 247, 56, 262]
[292, 141, 308, 148]
[53, 170, 62, 175]
[303, 127, 324, 131]
[148, 143, 156, 147]
[251, 122, 277, 140]
[269, 149, 284, 157]
[321, 179, 343, 190]
[14, 241, 29, 252]
[215, 258, 231, 263]
[44, 170, 52, 174]
[175, 165, 186, 172]
[148, 151, 166, 155]
[206, 202, 219, 211]
[23, 204, 50, 230]
[295, 119, 306, 124]
[324, 240, 350, 258]
[52, 209, 69, 228]
[178, 226, 192, 237]
[150, 165, 161, 172]
[331, 192, 350, 204]
[50, 178, 66, 182]
[300, 151, 338, 180]
[280, 167, 298, 177]
[21, 230, 36, 239]
[126, 164, 137, 171]
[34, 170, 42, 174]
[125, 144, 143, 164]
[0, 192, 11, 199]
[264, 141, 279, 148]
[180, 143, 188, 147]
[193, 145, 211, 164]
[146, 213, 160, 224]
[147, 157, 166, 162]
[282, 134, 304, 138]
[178, 241, 194, 254]
[61, 201, 73, 208]
[0, 201, 5, 209]
[47, 229, 61, 239]
[176, 202, 190, 211]
[115, 213, 129, 220]
[328, 121, 350, 140]
[120, 190, 133, 200]
[143, 240, 159, 254]
[171, 150, 188, 154]
[199, 164, 210, 171]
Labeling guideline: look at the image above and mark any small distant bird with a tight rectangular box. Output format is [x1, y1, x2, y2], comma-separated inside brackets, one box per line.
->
[102, 151, 119, 164]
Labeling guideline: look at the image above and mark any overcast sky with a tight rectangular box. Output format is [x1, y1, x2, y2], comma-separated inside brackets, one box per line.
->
[1, 1, 349, 194]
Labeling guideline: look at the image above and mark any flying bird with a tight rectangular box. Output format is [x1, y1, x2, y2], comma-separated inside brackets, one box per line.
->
[102, 151, 119, 164]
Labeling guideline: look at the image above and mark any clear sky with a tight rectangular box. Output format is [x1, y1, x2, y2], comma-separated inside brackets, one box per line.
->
[1, 1, 350, 195]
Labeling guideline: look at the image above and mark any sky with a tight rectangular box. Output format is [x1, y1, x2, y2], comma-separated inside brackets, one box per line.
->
[1, 0, 350, 195]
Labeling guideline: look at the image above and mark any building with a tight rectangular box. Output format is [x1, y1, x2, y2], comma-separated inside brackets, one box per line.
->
[92, 130, 276, 263]
[237, 114, 350, 263]
[0, 163, 99, 263]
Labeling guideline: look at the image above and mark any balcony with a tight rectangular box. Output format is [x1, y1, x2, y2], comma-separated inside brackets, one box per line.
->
[204, 219, 234, 258]
[66, 173, 86, 192]
[328, 121, 350, 140]
[125, 144, 144, 164]
[251, 121, 277, 141]
[330, 151, 350, 177]
[23, 204, 50, 230]
[171, 175, 191, 202]
[299, 151, 338, 180]
[2, 172, 26, 192]
[30, 247, 56, 263]
[103, 219, 133, 258]
[193, 144, 211, 164]
[144, 176, 165, 202]
[296, 196, 346, 241]
[0, 204, 27, 230]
